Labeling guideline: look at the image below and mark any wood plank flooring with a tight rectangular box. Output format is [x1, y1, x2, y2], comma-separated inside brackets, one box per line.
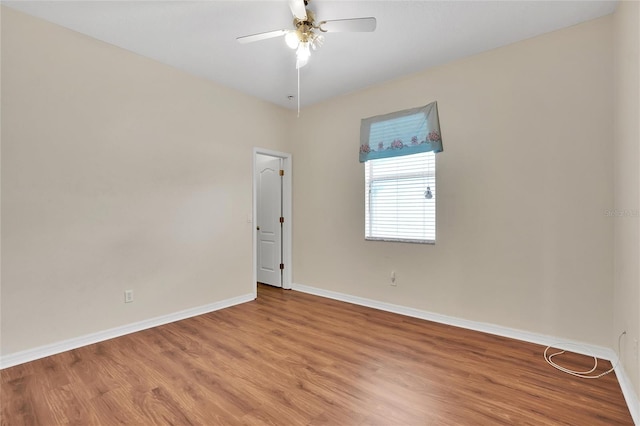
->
[1, 284, 634, 425]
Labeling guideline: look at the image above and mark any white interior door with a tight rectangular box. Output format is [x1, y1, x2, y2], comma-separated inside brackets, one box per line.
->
[257, 155, 282, 287]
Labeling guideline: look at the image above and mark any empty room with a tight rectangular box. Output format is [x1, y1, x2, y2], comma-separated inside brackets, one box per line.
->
[1, 0, 639, 424]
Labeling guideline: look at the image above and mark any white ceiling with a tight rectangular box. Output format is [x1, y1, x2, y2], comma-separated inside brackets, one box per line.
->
[4, 0, 618, 109]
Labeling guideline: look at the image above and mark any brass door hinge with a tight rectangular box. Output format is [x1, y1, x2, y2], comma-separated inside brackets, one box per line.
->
[279, 217, 284, 223]
[279, 263, 285, 270]
[279, 169, 284, 176]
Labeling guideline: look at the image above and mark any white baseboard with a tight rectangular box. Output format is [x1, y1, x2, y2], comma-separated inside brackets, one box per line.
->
[0, 293, 255, 370]
[614, 360, 640, 425]
[292, 283, 639, 425]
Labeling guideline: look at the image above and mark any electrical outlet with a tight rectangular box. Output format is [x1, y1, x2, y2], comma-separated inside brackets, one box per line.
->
[390, 271, 397, 286]
[124, 290, 134, 303]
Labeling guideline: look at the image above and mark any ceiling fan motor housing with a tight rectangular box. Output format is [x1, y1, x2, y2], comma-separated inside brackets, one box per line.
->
[293, 9, 317, 41]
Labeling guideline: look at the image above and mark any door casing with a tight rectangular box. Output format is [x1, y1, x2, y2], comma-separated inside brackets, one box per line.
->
[252, 148, 292, 297]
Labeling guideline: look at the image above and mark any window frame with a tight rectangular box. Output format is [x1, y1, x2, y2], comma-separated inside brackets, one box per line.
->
[365, 151, 436, 244]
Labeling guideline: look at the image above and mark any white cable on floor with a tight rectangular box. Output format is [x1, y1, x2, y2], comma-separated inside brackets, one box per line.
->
[544, 331, 626, 379]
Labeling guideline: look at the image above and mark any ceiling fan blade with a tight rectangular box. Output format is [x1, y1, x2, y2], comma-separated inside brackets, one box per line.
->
[236, 29, 288, 44]
[288, 0, 307, 21]
[319, 17, 377, 33]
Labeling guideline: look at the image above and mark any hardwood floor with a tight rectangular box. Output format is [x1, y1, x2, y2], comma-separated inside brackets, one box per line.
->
[1, 284, 634, 425]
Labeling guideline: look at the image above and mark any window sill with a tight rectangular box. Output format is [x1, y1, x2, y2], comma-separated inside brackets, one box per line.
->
[365, 237, 435, 245]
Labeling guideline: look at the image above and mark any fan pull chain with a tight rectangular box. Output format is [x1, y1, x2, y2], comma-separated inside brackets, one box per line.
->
[297, 67, 300, 118]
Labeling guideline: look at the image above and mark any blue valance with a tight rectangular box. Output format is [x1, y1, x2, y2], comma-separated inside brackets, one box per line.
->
[359, 101, 443, 163]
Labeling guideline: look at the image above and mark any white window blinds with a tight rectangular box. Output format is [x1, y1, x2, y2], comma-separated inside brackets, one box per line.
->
[365, 152, 436, 243]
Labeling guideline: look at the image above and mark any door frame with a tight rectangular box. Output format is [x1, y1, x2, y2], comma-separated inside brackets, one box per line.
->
[252, 148, 292, 297]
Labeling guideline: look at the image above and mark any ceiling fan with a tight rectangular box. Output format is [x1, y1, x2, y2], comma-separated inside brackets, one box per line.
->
[237, 0, 377, 69]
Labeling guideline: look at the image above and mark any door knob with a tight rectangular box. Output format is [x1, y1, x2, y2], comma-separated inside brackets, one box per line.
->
[256, 226, 260, 230]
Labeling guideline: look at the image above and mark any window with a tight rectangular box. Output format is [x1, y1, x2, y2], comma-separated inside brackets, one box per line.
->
[359, 102, 442, 244]
[365, 152, 436, 243]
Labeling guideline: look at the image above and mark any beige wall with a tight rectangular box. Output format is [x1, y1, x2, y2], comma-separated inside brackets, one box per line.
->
[0, 7, 291, 355]
[613, 0, 640, 397]
[292, 17, 614, 347]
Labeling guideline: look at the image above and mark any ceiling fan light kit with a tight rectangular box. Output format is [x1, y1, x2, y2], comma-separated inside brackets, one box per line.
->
[285, 10, 327, 69]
